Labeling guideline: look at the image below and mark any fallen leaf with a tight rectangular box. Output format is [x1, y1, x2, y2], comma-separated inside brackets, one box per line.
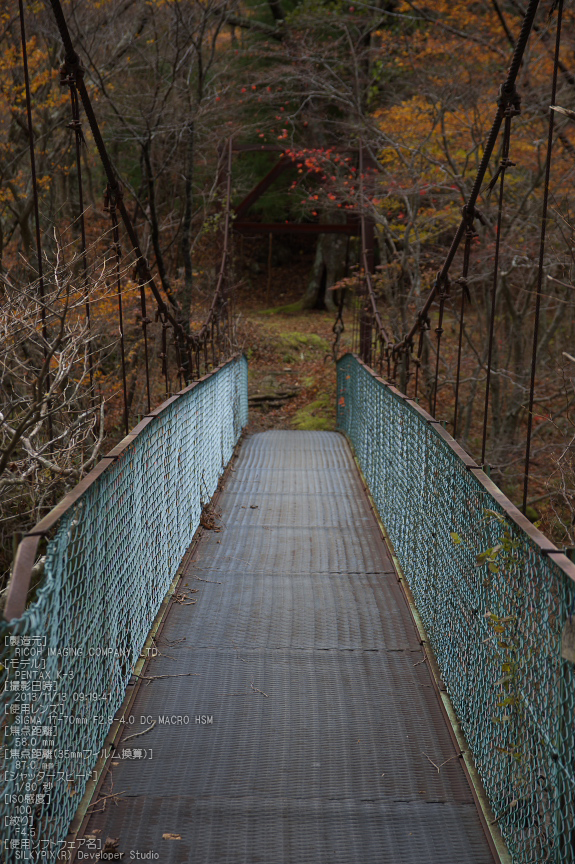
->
[104, 838, 120, 852]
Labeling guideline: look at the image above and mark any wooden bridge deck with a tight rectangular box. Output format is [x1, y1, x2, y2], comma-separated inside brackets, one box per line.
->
[80, 431, 495, 863]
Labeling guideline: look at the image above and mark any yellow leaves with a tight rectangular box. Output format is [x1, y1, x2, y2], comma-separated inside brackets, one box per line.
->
[397, 0, 514, 46]
[0, 36, 65, 122]
[370, 0, 571, 199]
[0, 18, 69, 223]
[37, 174, 52, 192]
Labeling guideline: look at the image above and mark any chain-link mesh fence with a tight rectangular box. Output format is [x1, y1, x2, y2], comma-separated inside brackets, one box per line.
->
[337, 353, 575, 864]
[0, 355, 248, 862]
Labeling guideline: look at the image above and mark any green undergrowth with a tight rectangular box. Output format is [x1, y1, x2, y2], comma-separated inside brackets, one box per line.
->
[259, 299, 306, 315]
[292, 393, 334, 430]
[278, 331, 330, 364]
[281, 332, 329, 350]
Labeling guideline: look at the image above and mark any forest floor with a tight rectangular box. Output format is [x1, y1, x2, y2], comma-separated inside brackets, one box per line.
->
[228, 244, 567, 545]
[107, 231, 567, 545]
[233, 237, 352, 435]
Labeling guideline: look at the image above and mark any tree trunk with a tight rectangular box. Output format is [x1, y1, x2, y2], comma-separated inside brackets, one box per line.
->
[142, 139, 173, 301]
[302, 228, 347, 311]
[179, 120, 194, 320]
[301, 239, 324, 309]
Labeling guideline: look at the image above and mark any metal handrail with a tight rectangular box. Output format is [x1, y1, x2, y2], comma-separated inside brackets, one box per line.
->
[345, 353, 575, 584]
[337, 350, 575, 864]
[4, 353, 245, 621]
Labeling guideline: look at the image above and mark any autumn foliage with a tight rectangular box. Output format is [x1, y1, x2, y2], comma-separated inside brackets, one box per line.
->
[2, 0, 575, 584]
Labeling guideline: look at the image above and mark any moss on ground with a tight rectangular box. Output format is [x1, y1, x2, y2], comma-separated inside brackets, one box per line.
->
[292, 393, 334, 431]
[240, 308, 345, 433]
[275, 331, 331, 364]
[260, 299, 307, 316]
[280, 332, 330, 351]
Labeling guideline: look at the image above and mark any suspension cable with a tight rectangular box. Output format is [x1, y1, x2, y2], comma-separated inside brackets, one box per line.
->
[342, 0, 541, 421]
[413, 317, 429, 401]
[195, 138, 234, 369]
[481, 100, 519, 466]
[60, 62, 94, 396]
[432, 275, 449, 417]
[522, 0, 564, 514]
[47, 0, 193, 376]
[139, 281, 152, 413]
[105, 186, 129, 435]
[395, 0, 541, 356]
[18, 0, 52, 442]
[358, 143, 391, 363]
[452, 219, 475, 437]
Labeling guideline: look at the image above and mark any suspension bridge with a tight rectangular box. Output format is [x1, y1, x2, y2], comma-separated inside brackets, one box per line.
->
[2, 0, 575, 862]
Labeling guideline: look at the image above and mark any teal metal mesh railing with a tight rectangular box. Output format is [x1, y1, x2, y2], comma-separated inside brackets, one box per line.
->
[337, 353, 575, 864]
[0, 355, 248, 862]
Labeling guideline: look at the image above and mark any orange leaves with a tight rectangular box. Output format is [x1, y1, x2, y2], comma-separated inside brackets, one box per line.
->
[283, 147, 363, 215]
[0, 5, 68, 227]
